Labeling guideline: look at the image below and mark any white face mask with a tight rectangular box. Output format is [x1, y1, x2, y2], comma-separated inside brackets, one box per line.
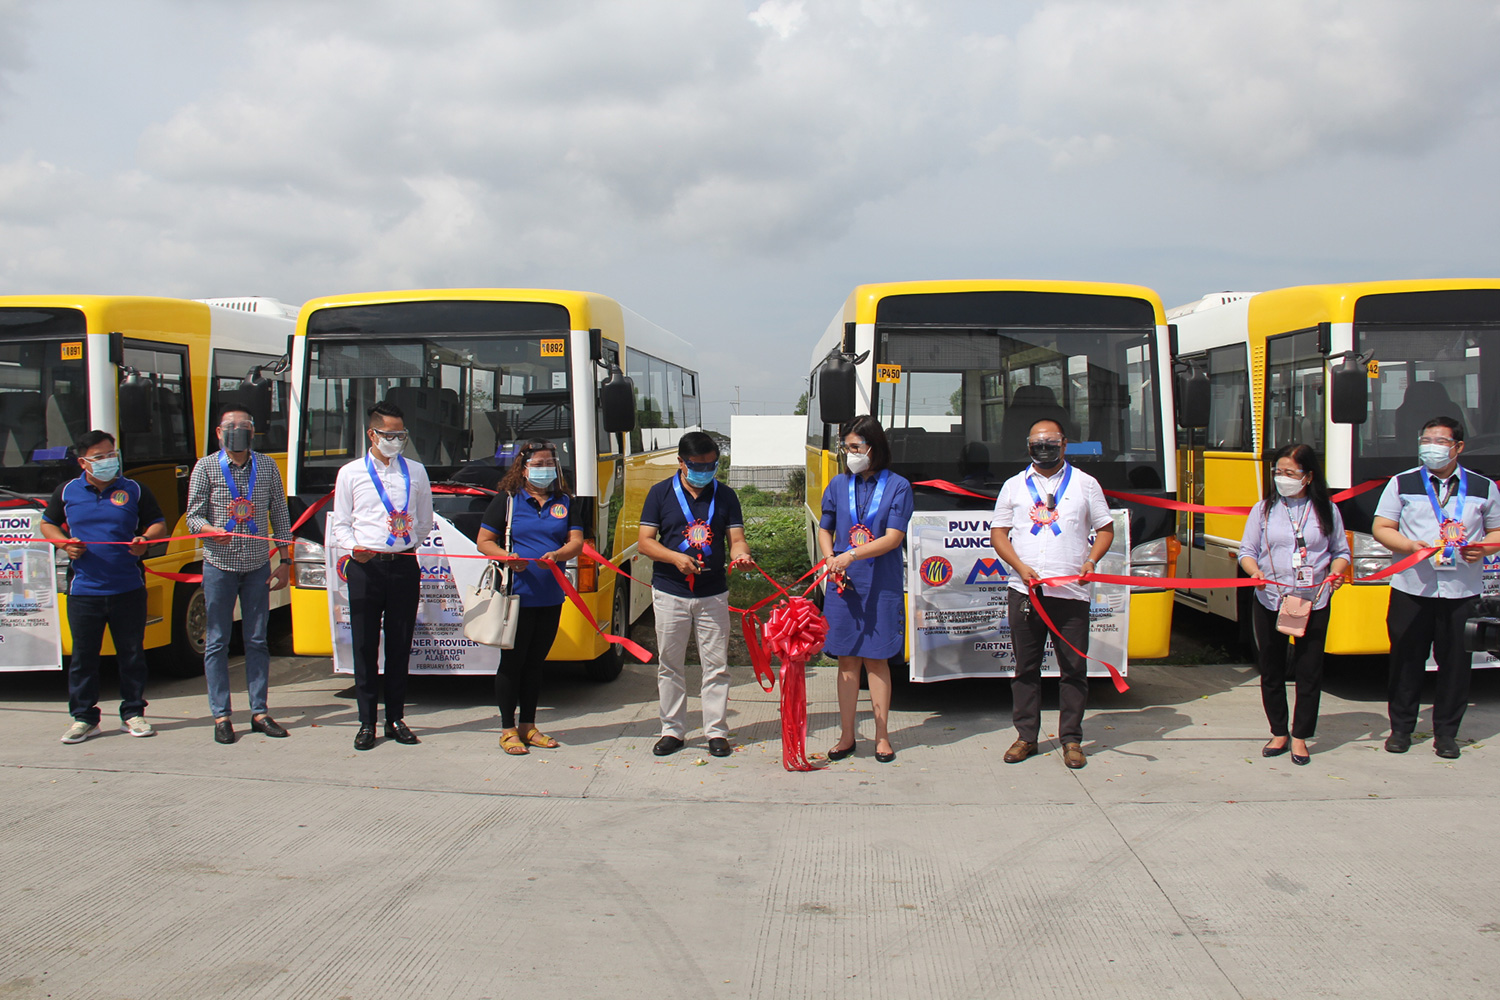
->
[846, 452, 871, 474]
[1273, 474, 1306, 497]
[374, 434, 404, 458]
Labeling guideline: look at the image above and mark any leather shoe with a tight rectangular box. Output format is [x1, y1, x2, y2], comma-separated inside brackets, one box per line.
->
[1384, 732, 1411, 754]
[827, 741, 857, 761]
[251, 715, 288, 738]
[708, 737, 732, 757]
[653, 735, 684, 756]
[1062, 742, 1087, 769]
[385, 720, 420, 745]
[213, 719, 235, 745]
[1262, 739, 1290, 758]
[874, 747, 896, 763]
[1434, 735, 1461, 759]
[354, 726, 376, 751]
[1003, 739, 1038, 764]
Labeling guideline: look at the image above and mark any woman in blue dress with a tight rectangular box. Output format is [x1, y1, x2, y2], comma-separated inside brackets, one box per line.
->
[817, 416, 914, 763]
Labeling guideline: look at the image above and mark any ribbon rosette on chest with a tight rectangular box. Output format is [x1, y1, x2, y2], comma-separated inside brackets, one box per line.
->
[387, 509, 414, 540]
[228, 496, 255, 526]
[1029, 504, 1059, 528]
[848, 523, 875, 547]
[685, 520, 713, 550]
[1440, 519, 1466, 545]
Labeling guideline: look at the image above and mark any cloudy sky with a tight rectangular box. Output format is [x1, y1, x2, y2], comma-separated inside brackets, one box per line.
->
[1, 0, 1497, 429]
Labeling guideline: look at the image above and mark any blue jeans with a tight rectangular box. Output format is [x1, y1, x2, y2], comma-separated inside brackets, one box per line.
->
[67, 587, 149, 724]
[202, 562, 272, 720]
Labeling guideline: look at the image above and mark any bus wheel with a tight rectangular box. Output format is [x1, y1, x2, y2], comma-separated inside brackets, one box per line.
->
[152, 581, 207, 678]
[584, 580, 628, 683]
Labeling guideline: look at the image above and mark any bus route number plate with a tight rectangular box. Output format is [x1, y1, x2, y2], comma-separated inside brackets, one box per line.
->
[1367, 359, 1379, 379]
[540, 339, 566, 357]
[61, 342, 83, 360]
[876, 364, 902, 383]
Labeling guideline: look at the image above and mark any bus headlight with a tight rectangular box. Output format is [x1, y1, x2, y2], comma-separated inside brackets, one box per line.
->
[293, 539, 327, 589]
[55, 545, 69, 594]
[1129, 536, 1176, 578]
[1350, 531, 1391, 582]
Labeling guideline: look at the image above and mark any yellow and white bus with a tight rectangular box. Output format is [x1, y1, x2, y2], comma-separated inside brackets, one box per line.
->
[805, 280, 1184, 681]
[1169, 279, 1500, 656]
[284, 288, 700, 681]
[0, 295, 298, 674]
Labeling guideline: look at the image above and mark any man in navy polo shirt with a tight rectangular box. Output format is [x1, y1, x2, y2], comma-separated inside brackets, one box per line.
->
[39, 430, 169, 744]
[638, 431, 752, 758]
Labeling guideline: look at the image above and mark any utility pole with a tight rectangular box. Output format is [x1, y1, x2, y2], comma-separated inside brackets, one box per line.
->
[732, 386, 740, 415]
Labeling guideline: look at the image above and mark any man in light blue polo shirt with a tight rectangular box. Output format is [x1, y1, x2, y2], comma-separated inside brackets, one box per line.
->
[1372, 416, 1500, 759]
[39, 430, 170, 744]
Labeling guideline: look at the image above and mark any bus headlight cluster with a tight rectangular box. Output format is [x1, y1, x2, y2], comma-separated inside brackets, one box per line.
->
[293, 539, 326, 589]
[1349, 531, 1391, 582]
[1129, 537, 1170, 578]
[54, 545, 69, 595]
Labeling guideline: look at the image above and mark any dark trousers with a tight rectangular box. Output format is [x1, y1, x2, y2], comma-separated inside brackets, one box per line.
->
[67, 587, 149, 725]
[346, 555, 420, 727]
[1250, 599, 1330, 739]
[1386, 588, 1478, 738]
[1006, 590, 1089, 744]
[495, 604, 563, 729]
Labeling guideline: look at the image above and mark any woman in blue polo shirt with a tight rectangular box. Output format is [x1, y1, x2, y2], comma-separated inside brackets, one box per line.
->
[817, 416, 913, 763]
[477, 439, 584, 756]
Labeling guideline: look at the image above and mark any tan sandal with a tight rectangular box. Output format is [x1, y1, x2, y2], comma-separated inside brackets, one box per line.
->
[499, 729, 529, 755]
[520, 726, 559, 749]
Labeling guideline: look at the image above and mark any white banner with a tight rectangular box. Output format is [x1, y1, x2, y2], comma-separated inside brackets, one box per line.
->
[327, 513, 499, 675]
[0, 508, 63, 671]
[905, 509, 1130, 682]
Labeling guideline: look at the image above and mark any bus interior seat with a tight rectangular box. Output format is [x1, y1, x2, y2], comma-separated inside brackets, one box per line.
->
[1396, 380, 1463, 445]
[1001, 385, 1072, 460]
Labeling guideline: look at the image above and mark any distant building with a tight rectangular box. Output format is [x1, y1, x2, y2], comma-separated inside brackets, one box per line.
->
[728, 415, 804, 490]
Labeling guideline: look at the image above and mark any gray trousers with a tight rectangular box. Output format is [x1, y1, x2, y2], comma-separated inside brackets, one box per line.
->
[1006, 590, 1090, 744]
[653, 589, 732, 739]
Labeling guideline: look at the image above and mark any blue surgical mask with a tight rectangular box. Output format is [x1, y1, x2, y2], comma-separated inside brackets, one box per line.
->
[685, 469, 716, 488]
[1419, 443, 1453, 471]
[87, 456, 121, 482]
[527, 467, 558, 488]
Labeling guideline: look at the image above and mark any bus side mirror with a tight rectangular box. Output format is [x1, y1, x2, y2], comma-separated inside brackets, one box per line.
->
[600, 372, 636, 435]
[819, 358, 857, 425]
[1330, 356, 1369, 425]
[1176, 369, 1210, 429]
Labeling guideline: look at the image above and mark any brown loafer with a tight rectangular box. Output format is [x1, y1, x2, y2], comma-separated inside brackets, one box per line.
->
[1003, 739, 1038, 764]
[1062, 742, 1087, 769]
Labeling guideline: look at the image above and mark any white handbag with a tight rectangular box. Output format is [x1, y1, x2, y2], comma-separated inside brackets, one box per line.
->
[463, 495, 521, 648]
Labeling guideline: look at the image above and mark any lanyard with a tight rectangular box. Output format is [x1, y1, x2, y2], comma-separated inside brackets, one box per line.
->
[845, 470, 889, 549]
[219, 451, 258, 535]
[1281, 496, 1312, 545]
[365, 452, 413, 546]
[1024, 464, 1072, 535]
[672, 474, 715, 555]
[1422, 466, 1469, 558]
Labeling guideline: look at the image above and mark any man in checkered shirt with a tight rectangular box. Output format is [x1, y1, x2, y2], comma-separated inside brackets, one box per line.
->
[185, 404, 293, 745]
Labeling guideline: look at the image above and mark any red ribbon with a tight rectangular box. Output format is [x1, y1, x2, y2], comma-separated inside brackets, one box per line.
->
[915, 477, 1389, 515]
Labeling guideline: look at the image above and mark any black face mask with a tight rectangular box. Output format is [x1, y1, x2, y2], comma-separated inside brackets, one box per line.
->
[1028, 442, 1062, 466]
[221, 427, 253, 452]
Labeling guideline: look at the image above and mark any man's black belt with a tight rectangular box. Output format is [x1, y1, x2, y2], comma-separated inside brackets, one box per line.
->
[367, 548, 415, 561]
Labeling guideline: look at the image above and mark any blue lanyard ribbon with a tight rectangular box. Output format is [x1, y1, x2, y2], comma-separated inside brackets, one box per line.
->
[1422, 465, 1468, 560]
[219, 451, 258, 535]
[845, 470, 889, 549]
[365, 453, 413, 546]
[1024, 464, 1072, 536]
[671, 474, 715, 555]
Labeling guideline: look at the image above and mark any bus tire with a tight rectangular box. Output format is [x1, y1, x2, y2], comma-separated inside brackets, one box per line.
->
[152, 580, 208, 678]
[584, 578, 629, 683]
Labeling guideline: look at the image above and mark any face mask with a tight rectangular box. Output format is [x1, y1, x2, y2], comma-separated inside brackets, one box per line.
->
[1273, 474, 1305, 497]
[88, 456, 120, 482]
[846, 452, 871, 474]
[375, 435, 404, 458]
[221, 426, 253, 452]
[1028, 442, 1062, 467]
[527, 467, 558, 488]
[1419, 443, 1453, 471]
[684, 468, 716, 488]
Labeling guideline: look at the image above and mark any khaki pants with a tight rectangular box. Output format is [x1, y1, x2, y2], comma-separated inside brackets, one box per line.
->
[653, 589, 732, 739]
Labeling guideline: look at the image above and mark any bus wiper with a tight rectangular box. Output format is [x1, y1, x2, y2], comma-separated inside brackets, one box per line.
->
[0, 485, 46, 509]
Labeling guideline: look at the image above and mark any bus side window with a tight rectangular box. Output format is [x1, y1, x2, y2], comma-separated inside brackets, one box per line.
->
[1206, 344, 1250, 450]
[119, 341, 195, 528]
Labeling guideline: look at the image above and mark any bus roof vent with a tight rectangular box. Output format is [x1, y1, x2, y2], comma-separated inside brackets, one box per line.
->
[1165, 291, 1256, 320]
[196, 296, 299, 319]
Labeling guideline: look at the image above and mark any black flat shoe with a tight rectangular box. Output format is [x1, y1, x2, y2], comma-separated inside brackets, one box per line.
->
[214, 720, 235, 745]
[827, 741, 857, 761]
[1385, 732, 1411, 753]
[708, 737, 732, 757]
[1291, 750, 1310, 766]
[354, 726, 376, 751]
[1262, 740, 1290, 758]
[874, 747, 896, 763]
[385, 720, 420, 745]
[653, 735, 684, 756]
[251, 715, 288, 738]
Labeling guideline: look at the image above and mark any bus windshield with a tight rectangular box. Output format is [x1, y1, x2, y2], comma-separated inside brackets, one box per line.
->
[0, 309, 92, 497]
[1354, 323, 1500, 481]
[299, 332, 574, 493]
[874, 325, 1162, 490]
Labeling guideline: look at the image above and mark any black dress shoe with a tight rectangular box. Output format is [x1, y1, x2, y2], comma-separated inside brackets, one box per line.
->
[874, 747, 896, 763]
[251, 715, 288, 738]
[385, 720, 420, 745]
[1384, 732, 1411, 754]
[213, 720, 235, 745]
[1434, 735, 1461, 759]
[1262, 739, 1290, 758]
[708, 737, 732, 757]
[827, 741, 857, 761]
[354, 726, 376, 751]
[653, 735, 684, 756]
[1291, 748, 1310, 766]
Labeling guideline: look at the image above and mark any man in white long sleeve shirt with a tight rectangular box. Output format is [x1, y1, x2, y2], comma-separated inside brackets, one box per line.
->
[325, 400, 434, 751]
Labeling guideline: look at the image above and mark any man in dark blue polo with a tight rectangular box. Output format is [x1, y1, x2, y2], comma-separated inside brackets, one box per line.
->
[638, 431, 752, 758]
[39, 430, 169, 743]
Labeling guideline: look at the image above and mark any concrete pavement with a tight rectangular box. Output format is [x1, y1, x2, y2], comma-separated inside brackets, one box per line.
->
[2, 646, 1499, 999]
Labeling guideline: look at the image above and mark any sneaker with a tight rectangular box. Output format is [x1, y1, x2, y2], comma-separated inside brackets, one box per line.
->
[120, 716, 156, 738]
[61, 720, 101, 744]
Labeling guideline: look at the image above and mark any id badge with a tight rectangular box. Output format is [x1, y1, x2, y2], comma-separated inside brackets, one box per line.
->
[1433, 548, 1458, 571]
[1295, 564, 1316, 588]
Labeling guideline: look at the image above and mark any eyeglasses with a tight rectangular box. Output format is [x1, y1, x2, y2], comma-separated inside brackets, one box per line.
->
[82, 451, 120, 463]
[525, 459, 558, 468]
[219, 422, 255, 431]
[1418, 436, 1456, 446]
[1274, 467, 1306, 477]
[843, 440, 870, 454]
[372, 429, 410, 442]
[1028, 437, 1064, 446]
[683, 460, 717, 473]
